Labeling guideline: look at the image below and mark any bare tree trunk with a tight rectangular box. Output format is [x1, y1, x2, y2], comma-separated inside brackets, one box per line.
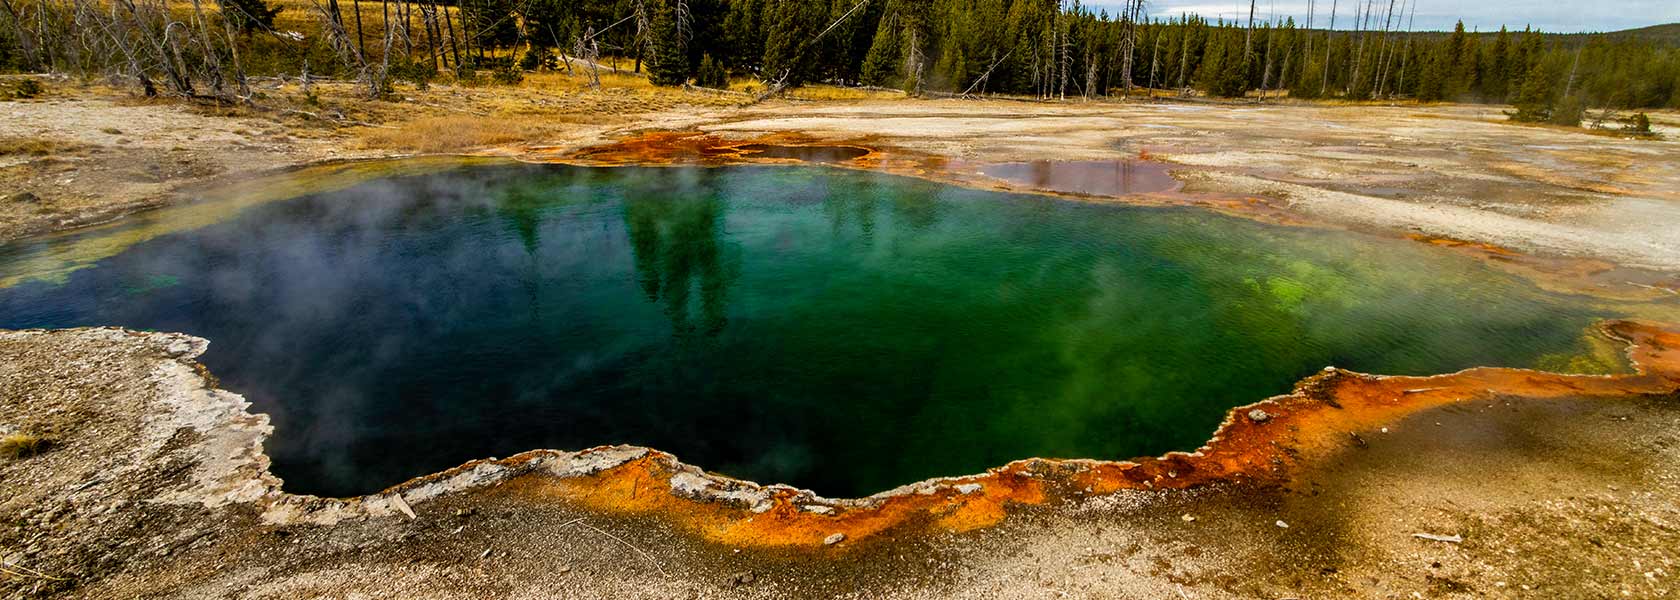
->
[1304, 0, 1315, 59]
[1563, 42, 1583, 98]
[1176, 25, 1189, 94]
[401, 0, 414, 57]
[442, 0, 460, 70]
[352, 0, 366, 62]
[372, 0, 392, 97]
[1349, 0, 1373, 95]
[418, 0, 437, 70]
[216, 0, 251, 99]
[1147, 24, 1163, 96]
[1395, 0, 1415, 96]
[187, 0, 226, 96]
[313, 0, 363, 73]
[1321, 0, 1337, 96]
[1371, 0, 1397, 97]
[1244, 0, 1256, 59]
[1260, 22, 1275, 102]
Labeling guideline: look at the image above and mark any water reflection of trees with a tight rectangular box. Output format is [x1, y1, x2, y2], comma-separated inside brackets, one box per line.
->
[624, 175, 735, 336]
[822, 173, 941, 237]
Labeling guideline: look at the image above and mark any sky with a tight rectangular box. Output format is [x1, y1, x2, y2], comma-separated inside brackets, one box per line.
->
[1084, 0, 1680, 33]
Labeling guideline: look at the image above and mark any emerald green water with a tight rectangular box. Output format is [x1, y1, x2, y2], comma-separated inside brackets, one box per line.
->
[0, 163, 1627, 497]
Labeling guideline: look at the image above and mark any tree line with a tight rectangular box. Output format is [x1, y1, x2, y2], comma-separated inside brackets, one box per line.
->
[3, 0, 1677, 121]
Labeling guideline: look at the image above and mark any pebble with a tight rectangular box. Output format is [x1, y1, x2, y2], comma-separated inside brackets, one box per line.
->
[823, 533, 845, 545]
[1275, 520, 1290, 528]
[1247, 409, 1271, 423]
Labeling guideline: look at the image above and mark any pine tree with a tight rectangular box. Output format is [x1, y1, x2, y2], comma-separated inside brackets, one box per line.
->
[761, 0, 823, 85]
[218, 0, 282, 34]
[1509, 59, 1558, 122]
[860, 7, 903, 86]
[1483, 26, 1511, 101]
[696, 54, 729, 88]
[646, 0, 688, 86]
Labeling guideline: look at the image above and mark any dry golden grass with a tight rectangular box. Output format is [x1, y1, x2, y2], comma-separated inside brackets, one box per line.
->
[785, 85, 907, 102]
[0, 137, 80, 156]
[0, 432, 50, 460]
[356, 114, 560, 152]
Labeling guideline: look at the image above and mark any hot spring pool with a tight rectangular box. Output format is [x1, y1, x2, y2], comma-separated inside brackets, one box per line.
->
[0, 162, 1628, 497]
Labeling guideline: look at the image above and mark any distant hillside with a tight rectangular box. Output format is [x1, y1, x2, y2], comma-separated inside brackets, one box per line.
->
[1591, 23, 1680, 44]
[1321, 23, 1680, 46]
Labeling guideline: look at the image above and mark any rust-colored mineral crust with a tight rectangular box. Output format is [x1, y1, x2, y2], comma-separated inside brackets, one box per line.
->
[345, 320, 1680, 548]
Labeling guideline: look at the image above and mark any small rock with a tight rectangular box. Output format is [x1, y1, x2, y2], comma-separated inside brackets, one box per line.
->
[823, 533, 846, 546]
[726, 571, 756, 587]
[1247, 409, 1271, 423]
[1180, 514, 1196, 522]
[1275, 520, 1290, 528]
[954, 483, 983, 494]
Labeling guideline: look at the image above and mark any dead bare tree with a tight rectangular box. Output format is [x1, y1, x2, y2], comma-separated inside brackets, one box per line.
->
[1349, 0, 1373, 95]
[352, 0, 366, 58]
[1117, 0, 1138, 99]
[1370, 0, 1397, 97]
[417, 0, 438, 70]
[574, 26, 601, 87]
[1244, 0, 1256, 59]
[1082, 45, 1096, 100]
[1321, 0, 1337, 96]
[1304, 0, 1314, 59]
[1146, 22, 1163, 97]
[1394, 0, 1415, 96]
[440, 0, 460, 69]
[1259, 14, 1275, 101]
[1055, 0, 1069, 101]
[1563, 41, 1583, 99]
[15, 0, 269, 101]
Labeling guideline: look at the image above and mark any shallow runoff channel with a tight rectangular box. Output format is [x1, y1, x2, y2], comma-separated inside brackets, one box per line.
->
[0, 161, 1643, 498]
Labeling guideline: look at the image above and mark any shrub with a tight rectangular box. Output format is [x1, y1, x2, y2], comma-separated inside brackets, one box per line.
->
[696, 54, 729, 89]
[387, 59, 434, 90]
[491, 66, 524, 86]
[1547, 95, 1585, 127]
[0, 433, 50, 460]
[13, 79, 43, 99]
[1627, 112, 1652, 134]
